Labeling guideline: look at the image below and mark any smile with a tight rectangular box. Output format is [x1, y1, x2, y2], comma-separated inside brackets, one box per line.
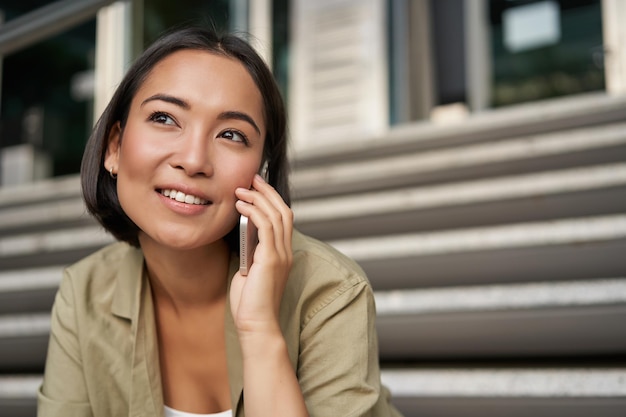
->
[160, 189, 209, 205]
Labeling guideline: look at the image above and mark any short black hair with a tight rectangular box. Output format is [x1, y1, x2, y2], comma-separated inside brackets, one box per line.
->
[81, 26, 290, 250]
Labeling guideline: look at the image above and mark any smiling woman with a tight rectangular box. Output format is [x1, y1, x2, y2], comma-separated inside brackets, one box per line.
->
[104, 49, 265, 251]
[37, 26, 403, 417]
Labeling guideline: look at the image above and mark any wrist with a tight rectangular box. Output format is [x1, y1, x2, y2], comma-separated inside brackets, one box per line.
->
[238, 326, 287, 361]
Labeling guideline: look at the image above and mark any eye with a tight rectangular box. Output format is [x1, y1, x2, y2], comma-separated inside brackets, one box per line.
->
[148, 111, 177, 126]
[219, 129, 249, 145]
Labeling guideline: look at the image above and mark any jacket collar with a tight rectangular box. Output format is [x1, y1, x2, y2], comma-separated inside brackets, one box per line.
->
[110, 244, 144, 321]
[109, 245, 163, 416]
[109, 245, 244, 415]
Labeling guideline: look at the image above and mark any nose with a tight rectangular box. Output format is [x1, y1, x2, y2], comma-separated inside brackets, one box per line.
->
[171, 129, 213, 177]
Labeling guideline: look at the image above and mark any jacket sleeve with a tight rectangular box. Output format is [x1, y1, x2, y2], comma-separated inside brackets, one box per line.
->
[38, 269, 93, 417]
[296, 276, 403, 417]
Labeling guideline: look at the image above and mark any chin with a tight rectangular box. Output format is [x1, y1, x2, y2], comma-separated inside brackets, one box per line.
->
[146, 227, 233, 251]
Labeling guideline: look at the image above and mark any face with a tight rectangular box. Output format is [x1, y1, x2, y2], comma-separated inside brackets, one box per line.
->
[105, 49, 266, 251]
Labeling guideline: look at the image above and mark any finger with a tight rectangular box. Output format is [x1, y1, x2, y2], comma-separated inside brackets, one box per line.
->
[251, 174, 290, 215]
[236, 183, 289, 249]
[235, 180, 293, 268]
[251, 175, 294, 254]
[235, 197, 279, 262]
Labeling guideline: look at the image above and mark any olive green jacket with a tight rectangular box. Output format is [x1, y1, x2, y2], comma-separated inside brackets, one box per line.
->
[38, 231, 402, 417]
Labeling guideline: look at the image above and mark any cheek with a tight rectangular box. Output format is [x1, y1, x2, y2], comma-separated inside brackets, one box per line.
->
[114, 131, 157, 216]
[219, 155, 263, 192]
[118, 130, 154, 170]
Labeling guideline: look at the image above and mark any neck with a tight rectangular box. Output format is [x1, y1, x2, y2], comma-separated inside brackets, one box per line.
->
[139, 236, 231, 311]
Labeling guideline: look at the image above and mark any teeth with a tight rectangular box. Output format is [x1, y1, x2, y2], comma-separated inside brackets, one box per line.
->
[160, 189, 208, 205]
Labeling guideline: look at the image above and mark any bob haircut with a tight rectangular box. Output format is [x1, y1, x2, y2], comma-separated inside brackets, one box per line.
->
[81, 26, 290, 251]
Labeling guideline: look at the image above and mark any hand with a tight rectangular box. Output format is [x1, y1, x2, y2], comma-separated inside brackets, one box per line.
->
[232, 176, 310, 417]
[231, 174, 294, 337]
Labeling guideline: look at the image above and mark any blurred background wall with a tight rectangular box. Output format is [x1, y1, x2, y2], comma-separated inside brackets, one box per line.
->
[0, 1, 625, 416]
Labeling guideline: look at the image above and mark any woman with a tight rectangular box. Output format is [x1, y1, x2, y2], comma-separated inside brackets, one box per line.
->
[38, 26, 402, 417]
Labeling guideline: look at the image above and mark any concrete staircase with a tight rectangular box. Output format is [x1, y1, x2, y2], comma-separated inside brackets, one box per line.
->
[1, 92, 625, 416]
[291, 92, 626, 416]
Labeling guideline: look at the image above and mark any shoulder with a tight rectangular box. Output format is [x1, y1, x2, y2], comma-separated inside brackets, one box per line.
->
[285, 230, 373, 323]
[66, 241, 138, 274]
[291, 229, 368, 286]
[60, 242, 142, 306]
[64, 242, 138, 282]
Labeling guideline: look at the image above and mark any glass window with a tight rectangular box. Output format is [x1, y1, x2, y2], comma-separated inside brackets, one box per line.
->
[489, 0, 605, 107]
[0, 0, 50, 20]
[0, 11, 96, 180]
[387, 0, 467, 125]
[272, 0, 290, 100]
[142, 0, 231, 47]
[387, 0, 606, 127]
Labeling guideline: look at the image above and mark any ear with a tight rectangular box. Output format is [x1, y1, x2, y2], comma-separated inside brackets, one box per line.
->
[104, 122, 122, 174]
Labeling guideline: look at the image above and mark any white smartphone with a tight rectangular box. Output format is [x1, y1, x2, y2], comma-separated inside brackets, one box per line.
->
[239, 214, 257, 276]
[239, 161, 269, 276]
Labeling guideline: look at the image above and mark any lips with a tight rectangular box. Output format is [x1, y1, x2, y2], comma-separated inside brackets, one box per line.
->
[159, 188, 210, 205]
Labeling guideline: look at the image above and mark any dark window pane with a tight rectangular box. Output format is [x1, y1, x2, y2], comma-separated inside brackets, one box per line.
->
[143, 0, 231, 47]
[0, 17, 96, 178]
[489, 0, 604, 107]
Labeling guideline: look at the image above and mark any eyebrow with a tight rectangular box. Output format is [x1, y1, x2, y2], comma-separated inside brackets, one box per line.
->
[140, 94, 261, 135]
[218, 111, 261, 136]
[141, 94, 190, 109]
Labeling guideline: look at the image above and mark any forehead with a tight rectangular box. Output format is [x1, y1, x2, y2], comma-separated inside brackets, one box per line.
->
[133, 49, 264, 118]
[147, 48, 254, 82]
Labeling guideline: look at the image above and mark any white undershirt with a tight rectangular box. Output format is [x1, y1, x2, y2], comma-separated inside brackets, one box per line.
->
[164, 405, 232, 417]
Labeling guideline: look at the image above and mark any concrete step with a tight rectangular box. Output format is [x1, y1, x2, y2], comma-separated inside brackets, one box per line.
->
[3, 367, 626, 417]
[327, 214, 626, 289]
[0, 266, 63, 314]
[0, 375, 39, 417]
[293, 92, 626, 165]
[0, 225, 113, 270]
[0, 313, 49, 371]
[375, 278, 626, 359]
[292, 121, 626, 199]
[3, 278, 624, 369]
[0, 175, 80, 209]
[0, 197, 92, 236]
[3, 163, 624, 242]
[1, 215, 624, 297]
[294, 163, 626, 239]
[382, 367, 626, 417]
